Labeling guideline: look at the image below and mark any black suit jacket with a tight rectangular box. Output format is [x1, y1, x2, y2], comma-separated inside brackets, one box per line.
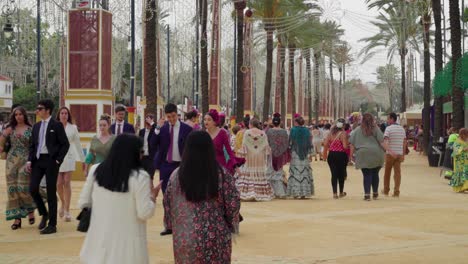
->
[110, 122, 135, 135]
[139, 124, 157, 158]
[28, 118, 70, 164]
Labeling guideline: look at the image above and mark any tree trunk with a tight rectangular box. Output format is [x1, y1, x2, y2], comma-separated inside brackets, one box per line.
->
[200, 0, 209, 115]
[343, 63, 346, 116]
[144, 0, 157, 116]
[449, 0, 464, 129]
[305, 50, 312, 124]
[314, 52, 320, 123]
[338, 66, 342, 119]
[262, 28, 274, 121]
[288, 44, 296, 116]
[423, 20, 431, 155]
[329, 56, 336, 120]
[432, 0, 444, 139]
[235, 6, 244, 123]
[280, 44, 286, 123]
[400, 49, 407, 113]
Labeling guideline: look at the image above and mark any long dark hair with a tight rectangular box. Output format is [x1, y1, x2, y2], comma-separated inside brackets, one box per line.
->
[8, 106, 32, 129]
[178, 131, 220, 202]
[56, 107, 73, 124]
[94, 134, 143, 192]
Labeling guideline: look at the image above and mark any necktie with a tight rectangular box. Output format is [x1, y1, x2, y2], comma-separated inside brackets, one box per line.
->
[36, 121, 46, 159]
[167, 125, 174, 162]
[117, 124, 122, 135]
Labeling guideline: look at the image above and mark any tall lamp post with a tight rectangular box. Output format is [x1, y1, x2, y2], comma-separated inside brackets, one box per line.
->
[36, 0, 41, 102]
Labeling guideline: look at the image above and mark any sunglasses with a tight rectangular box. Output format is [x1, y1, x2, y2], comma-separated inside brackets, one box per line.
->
[36, 106, 45, 111]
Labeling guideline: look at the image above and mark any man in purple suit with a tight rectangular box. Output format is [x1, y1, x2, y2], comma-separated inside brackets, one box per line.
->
[151, 103, 192, 236]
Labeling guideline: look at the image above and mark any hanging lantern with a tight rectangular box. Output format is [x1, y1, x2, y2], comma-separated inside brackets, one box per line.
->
[3, 21, 13, 39]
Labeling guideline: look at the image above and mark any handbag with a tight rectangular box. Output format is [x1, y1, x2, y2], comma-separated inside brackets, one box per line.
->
[0, 135, 11, 160]
[76, 207, 92, 232]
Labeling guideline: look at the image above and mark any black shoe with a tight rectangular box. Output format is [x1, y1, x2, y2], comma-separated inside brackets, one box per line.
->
[160, 229, 172, 236]
[40, 225, 57, 235]
[373, 193, 379, 200]
[364, 195, 371, 201]
[239, 214, 244, 223]
[11, 219, 22, 230]
[38, 215, 48, 230]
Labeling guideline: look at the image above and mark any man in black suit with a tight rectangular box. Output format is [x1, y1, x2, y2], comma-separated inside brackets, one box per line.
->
[110, 105, 135, 135]
[139, 114, 157, 179]
[27, 99, 70, 235]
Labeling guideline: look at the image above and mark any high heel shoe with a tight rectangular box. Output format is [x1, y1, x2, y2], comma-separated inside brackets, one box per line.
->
[28, 215, 35, 225]
[11, 219, 21, 230]
[64, 212, 72, 222]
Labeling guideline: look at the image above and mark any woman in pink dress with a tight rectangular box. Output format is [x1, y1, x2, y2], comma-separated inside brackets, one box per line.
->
[204, 109, 245, 174]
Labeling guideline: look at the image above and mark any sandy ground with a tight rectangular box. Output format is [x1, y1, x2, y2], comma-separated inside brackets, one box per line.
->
[0, 152, 467, 264]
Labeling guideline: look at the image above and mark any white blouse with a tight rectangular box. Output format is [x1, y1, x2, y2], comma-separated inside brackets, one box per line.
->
[78, 165, 156, 264]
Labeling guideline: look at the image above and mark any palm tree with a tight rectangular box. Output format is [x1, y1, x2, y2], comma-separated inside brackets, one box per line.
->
[235, 0, 246, 123]
[432, 0, 443, 139]
[144, 0, 157, 115]
[417, 0, 432, 154]
[449, 0, 464, 129]
[375, 64, 400, 112]
[321, 21, 344, 119]
[334, 42, 353, 118]
[199, 0, 209, 115]
[360, 0, 421, 112]
[251, 0, 282, 121]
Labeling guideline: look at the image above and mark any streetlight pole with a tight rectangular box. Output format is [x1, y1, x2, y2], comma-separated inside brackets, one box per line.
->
[36, 0, 41, 102]
[130, 0, 135, 106]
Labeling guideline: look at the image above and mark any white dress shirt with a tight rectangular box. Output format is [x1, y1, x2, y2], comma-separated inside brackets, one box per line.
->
[40, 116, 52, 154]
[168, 120, 181, 162]
[115, 120, 125, 135]
[143, 128, 150, 156]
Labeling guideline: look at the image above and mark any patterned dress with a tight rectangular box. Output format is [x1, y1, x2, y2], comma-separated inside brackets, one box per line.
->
[236, 129, 274, 201]
[287, 126, 314, 198]
[266, 128, 290, 198]
[164, 168, 240, 264]
[450, 138, 468, 193]
[5, 128, 35, 220]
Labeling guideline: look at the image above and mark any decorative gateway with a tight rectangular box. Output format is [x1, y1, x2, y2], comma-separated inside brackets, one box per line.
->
[77, 1, 91, 9]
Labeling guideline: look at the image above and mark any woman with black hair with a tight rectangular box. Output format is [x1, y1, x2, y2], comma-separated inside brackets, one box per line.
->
[163, 131, 240, 263]
[323, 118, 349, 199]
[288, 115, 314, 199]
[266, 113, 289, 198]
[0, 106, 35, 229]
[79, 134, 160, 264]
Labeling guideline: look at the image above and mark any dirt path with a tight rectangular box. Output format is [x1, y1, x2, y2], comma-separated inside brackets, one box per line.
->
[0, 152, 467, 263]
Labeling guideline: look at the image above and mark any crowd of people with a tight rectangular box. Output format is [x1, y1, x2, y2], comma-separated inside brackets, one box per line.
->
[0, 100, 466, 263]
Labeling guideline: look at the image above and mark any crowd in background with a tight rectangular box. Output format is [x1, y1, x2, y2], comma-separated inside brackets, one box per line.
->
[0, 101, 466, 263]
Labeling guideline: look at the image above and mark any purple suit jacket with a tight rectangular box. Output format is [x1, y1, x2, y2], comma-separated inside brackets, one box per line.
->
[151, 122, 192, 170]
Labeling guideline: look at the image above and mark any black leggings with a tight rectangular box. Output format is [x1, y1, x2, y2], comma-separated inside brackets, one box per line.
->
[327, 151, 348, 194]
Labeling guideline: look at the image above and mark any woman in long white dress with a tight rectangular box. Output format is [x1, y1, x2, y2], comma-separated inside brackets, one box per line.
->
[79, 134, 161, 264]
[236, 118, 274, 201]
[56, 107, 85, 222]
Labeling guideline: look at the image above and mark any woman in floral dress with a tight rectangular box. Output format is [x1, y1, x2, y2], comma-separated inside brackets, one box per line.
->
[450, 128, 468, 193]
[0, 106, 35, 229]
[164, 131, 240, 263]
[266, 113, 289, 198]
[236, 118, 274, 201]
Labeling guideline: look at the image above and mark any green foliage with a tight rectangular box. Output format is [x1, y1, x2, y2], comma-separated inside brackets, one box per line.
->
[13, 84, 36, 111]
[433, 53, 468, 97]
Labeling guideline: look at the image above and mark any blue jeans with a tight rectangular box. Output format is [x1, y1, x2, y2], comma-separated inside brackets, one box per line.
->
[361, 167, 381, 195]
